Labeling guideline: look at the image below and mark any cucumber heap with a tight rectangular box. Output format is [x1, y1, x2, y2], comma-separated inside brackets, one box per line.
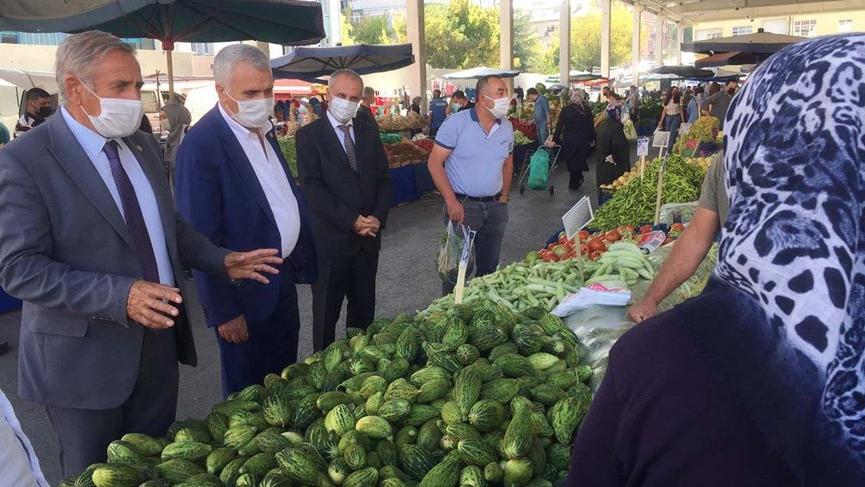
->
[64, 300, 593, 487]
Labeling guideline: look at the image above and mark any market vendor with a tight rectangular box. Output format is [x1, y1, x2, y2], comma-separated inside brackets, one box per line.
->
[568, 34, 865, 484]
[428, 74, 514, 295]
[628, 151, 726, 323]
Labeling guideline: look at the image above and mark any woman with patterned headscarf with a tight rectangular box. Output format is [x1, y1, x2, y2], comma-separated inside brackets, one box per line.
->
[565, 34, 865, 485]
[594, 100, 630, 202]
[552, 88, 595, 190]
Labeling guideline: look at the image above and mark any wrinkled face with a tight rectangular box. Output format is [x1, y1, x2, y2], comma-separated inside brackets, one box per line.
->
[327, 74, 363, 105]
[65, 49, 143, 122]
[216, 60, 274, 114]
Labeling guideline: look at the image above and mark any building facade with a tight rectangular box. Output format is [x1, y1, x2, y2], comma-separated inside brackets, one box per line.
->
[693, 9, 865, 40]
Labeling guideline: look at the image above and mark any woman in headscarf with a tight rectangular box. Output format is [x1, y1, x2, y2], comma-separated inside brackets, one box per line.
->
[162, 100, 191, 176]
[566, 34, 865, 485]
[553, 88, 595, 190]
[594, 101, 630, 201]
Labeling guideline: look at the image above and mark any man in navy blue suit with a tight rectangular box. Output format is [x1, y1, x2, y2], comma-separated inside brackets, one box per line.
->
[175, 44, 317, 395]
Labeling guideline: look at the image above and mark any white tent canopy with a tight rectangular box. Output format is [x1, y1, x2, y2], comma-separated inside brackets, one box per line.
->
[0, 69, 59, 94]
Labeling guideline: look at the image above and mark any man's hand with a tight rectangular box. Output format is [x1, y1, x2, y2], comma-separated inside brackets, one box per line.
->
[446, 199, 465, 223]
[127, 280, 182, 329]
[354, 215, 378, 237]
[498, 194, 510, 204]
[218, 315, 249, 344]
[225, 249, 283, 284]
[628, 298, 658, 324]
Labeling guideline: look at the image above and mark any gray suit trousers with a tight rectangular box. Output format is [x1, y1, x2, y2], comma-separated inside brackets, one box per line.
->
[46, 327, 178, 477]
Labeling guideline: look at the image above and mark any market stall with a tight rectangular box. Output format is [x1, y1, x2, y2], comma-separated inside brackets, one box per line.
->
[63, 151, 722, 487]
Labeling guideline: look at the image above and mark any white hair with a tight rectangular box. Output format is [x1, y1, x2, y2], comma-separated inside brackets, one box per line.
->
[329, 69, 363, 90]
[213, 44, 271, 86]
[55, 31, 136, 99]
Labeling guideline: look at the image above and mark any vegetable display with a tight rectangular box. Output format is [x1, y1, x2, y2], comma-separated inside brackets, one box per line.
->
[513, 132, 533, 146]
[64, 300, 596, 487]
[413, 139, 434, 155]
[277, 137, 298, 177]
[508, 119, 537, 142]
[589, 154, 705, 232]
[384, 142, 428, 168]
[599, 156, 709, 191]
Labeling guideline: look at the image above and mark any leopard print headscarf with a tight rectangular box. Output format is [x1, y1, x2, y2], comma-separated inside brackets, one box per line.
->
[717, 34, 865, 462]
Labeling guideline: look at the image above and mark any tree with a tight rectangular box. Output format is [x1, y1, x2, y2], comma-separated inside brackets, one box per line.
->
[512, 10, 542, 71]
[343, 12, 407, 46]
[425, 0, 499, 69]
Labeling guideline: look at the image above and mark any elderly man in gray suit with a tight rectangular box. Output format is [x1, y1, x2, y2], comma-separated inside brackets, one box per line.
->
[0, 31, 285, 477]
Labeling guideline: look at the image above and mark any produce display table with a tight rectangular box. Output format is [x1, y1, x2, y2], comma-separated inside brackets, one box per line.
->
[0, 288, 21, 314]
[389, 165, 419, 206]
[412, 161, 435, 194]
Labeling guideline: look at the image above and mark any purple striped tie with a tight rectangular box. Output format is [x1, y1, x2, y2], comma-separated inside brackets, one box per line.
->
[103, 141, 160, 283]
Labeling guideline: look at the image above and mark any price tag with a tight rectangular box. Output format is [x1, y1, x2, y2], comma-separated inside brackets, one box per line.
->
[652, 131, 670, 149]
[636, 137, 649, 157]
[562, 196, 594, 239]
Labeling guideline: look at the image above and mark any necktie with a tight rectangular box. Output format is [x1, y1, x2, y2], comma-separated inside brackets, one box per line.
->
[338, 124, 359, 173]
[102, 141, 161, 283]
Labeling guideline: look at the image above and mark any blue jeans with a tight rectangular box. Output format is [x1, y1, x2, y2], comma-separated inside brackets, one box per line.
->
[665, 114, 682, 149]
[536, 124, 549, 145]
[442, 199, 509, 295]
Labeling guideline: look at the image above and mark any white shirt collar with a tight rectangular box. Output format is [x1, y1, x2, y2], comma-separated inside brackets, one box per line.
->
[326, 110, 352, 130]
[60, 105, 110, 162]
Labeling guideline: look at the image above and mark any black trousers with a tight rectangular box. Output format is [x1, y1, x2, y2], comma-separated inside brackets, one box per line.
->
[46, 327, 178, 477]
[215, 280, 300, 397]
[312, 248, 379, 352]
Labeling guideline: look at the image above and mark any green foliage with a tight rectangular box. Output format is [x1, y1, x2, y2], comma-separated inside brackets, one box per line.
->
[425, 0, 500, 69]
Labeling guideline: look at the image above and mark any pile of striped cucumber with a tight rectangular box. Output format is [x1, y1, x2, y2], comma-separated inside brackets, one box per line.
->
[64, 300, 594, 487]
[586, 242, 655, 287]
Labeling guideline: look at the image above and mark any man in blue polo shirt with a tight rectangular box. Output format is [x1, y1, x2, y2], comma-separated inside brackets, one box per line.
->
[429, 89, 449, 137]
[428, 75, 514, 295]
[526, 87, 551, 144]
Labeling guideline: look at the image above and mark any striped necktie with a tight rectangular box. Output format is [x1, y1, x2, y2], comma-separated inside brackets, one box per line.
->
[338, 124, 359, 173]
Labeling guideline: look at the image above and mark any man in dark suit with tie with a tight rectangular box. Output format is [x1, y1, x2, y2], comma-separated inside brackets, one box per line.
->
[296, 69, 393, 351]
[0, 31, 282, 476]
[175, 44, 317, 396]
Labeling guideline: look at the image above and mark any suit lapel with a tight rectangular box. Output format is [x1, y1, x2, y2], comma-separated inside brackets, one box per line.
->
[46, 115, 137, 252]
[216, 113, 277, 226]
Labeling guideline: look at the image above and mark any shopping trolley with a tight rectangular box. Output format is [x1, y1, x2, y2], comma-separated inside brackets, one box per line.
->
[517, 145, 562, 197]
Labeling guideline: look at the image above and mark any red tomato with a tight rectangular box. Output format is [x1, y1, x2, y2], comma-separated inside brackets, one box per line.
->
[671, 223, 685, 233]
[547, 242, 557, 251]
[541, 252, 556, 262]
[558, 235, 570, 245]
[587, 238, 606, 252]
[578, 230, 590, 241]
[589, 250, 603, 261]
[605, 229, 621, 242]
[579, 244, 589, 255]
[639, 225, 653, 235]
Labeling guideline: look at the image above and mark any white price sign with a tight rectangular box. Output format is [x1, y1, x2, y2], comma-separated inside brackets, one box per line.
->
[562, 196, 594, 239]
[652, 130, 671, 149]
[636, 137, 650, 157]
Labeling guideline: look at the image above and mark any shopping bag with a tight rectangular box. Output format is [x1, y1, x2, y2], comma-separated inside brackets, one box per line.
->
[437, 221, 477, 291]
[526, 149, 550, 190]
[622, 118, 637, 141]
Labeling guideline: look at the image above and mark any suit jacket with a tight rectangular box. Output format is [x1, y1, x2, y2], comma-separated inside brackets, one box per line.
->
[296, 115, 393, 258]
[0, 113, 229, 410]
[355, 105, 379, 130]
[174, 106, 317, 329]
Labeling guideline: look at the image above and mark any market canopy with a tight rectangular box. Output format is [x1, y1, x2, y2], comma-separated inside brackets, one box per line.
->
[443, 67, 520, 80]
[0, 0, 325, 97]
[651, 65, 715, 78]
[0, 69, 59, 93]
[681, 28, 805, 55]
[694, 51, 764, 68]
[271, 44, 414, 82]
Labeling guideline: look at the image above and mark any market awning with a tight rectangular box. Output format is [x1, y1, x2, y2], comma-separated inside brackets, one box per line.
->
[271, 44, 414, 82]
[443, 67, 521, 80]
[694, 51, 765, 68]
[682, 28, 805, 55]
[0, 69, 59, 93]
[651, 66, 715, 78]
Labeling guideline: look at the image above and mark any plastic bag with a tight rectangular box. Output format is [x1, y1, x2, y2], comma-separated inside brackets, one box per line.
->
[622, 118, 637, 141]
[437, 221, 477, 286]
[659, 201, 699, 225]
[552, 283, 632, 318]
[527, 149, 551, 190]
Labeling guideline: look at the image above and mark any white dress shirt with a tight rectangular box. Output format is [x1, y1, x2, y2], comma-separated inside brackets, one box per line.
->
[327, 110, 356, 154]
[219, 103, 300, 257]
[60, 106, 174, 286]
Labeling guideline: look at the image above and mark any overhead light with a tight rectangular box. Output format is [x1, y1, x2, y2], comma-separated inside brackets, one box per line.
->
[666, 2, 677, 6]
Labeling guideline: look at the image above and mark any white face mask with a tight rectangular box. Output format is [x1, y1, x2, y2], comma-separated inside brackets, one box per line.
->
[225, 90, 273, 129]
[484, 95, 510, 119]
[80, 82, 144, 138]
[329, 96, 359, 124]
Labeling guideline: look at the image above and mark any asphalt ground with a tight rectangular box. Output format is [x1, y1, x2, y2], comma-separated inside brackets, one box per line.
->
[0, 157, 602, 485]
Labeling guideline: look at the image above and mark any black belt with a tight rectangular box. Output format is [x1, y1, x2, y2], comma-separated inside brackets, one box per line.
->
[454, 193, 501, 202]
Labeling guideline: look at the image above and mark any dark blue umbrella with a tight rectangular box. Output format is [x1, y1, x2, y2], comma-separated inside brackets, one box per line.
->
[271, 44, 415, 82]
[0, 0, 325, 96]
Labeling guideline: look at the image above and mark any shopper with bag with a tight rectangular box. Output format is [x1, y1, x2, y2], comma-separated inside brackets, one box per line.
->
[428, 75, 514, 295]
[552, 88, 595, 190]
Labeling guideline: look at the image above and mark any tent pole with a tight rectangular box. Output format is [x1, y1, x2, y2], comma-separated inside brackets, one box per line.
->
[166, 48, 176, 101]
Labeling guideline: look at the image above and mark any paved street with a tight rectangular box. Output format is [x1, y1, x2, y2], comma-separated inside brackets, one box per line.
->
[0, 162, 598, 484]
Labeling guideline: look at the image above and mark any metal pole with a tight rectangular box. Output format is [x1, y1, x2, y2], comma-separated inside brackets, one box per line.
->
[632, 6, 641, 86]
[600, 0, 611, 79]
[559, 0, 571, 87]
[166, 49, 175, 101]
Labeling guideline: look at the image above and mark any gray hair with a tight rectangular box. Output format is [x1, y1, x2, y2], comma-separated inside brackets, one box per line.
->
[213, 44, 271, 86]
[329, 69, 363, 90]
[55, 31, 136, 99]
